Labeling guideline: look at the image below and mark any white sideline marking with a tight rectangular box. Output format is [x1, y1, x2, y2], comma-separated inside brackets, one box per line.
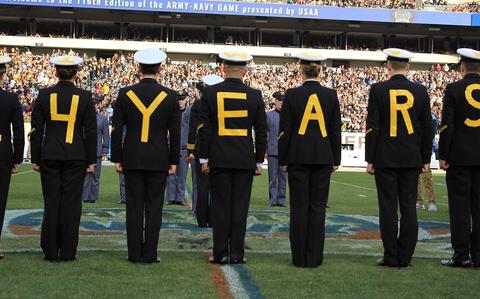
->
[222, 266, 250, 299]
[12, 170, 33, 176]
[331, 180, 449, 207]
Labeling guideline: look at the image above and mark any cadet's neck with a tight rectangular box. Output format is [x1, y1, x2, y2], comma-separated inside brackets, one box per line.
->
[142, 74, 157, 80]
[389, 70, 406, 78]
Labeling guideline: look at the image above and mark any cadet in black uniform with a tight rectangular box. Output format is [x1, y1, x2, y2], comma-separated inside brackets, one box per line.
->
[365, 49, 433, 268]
[0, 56, 25, 260]
[186, 74, 224, 228]
[111, 49, 180, 264]
[197, 52, 267, 264]
[278, 53, 341, 268]
[30, 55, 97, 261]
[439, 48, 480, 268]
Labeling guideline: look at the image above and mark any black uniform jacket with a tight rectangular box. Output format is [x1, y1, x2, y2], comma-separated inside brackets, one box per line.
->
[278, 81, 342, 166]
[365, 74, 433, 168]
[0, 89, 24, 164]
[197, 77, 267, 170]
[439, 73, 480, 166]
[111, 78, 180, 171]
[30, 81, 97, 164]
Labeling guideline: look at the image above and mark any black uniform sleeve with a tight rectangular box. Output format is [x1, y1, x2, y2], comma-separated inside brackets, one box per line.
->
[254, 92, 267, 163]
[102, 115, 110, 154]
[420, 88, 434, 164]
[187, 100, 200, 155]
[365, 85, 379, 164]
[278, 91, 292, 166]
[83, 93, 98, 165]
[11, 94, 25, 164]
[438, 85, 455, 161]
[30, 93, 45, 164]
[197, 91, 211, 160]
[167, 93, 181, 165]
[329, 90, 342, 166]
[111, 90, 126, 163]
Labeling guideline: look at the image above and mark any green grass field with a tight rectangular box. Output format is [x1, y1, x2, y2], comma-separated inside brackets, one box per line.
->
[1, 165, 479, 299]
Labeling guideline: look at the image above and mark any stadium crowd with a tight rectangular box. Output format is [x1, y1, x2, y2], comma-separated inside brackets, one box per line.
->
[0, 47, 461, 133]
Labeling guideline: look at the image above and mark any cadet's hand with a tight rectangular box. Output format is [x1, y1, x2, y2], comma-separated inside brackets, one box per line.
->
[202, 163, 209, 175]
[366, 163, 375, 175]
[280, 166, 288, 172]
[32, 163, 40, 172]
[255, 167, 262, 176]
[332, 165, 339, 172]
[186, 154, 195, 163]
[422, 164, 430, 173]
[11, 164, 20, 174]
[168, 165, 177, 176]
[115, 163, 123, 173]
[86, 164, 95, 173]
[439, 160, 449, 171]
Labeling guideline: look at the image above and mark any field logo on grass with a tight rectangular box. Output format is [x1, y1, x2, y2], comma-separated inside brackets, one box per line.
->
[4, 209, 450, 242]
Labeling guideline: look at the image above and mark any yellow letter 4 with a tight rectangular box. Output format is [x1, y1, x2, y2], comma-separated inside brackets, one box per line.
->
[127, 90, 167, 143]
[389, 89, 414, 137]
[465, 84, 480, 127]
[217, 92, 248, 136]
[298, 94, 327, 137]
[50, 93, 79, 144]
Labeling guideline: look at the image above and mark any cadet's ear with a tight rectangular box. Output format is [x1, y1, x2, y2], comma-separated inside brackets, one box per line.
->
[405, 63, 410, 72]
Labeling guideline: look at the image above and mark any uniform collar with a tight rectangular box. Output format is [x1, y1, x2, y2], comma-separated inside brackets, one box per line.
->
[389, 74, 407, 81]
[303, 80, 320, 86]
[140, 78, 158, 84]
[225, 77, 243, 84]
[464, 73, 480, 79]
[56, 81, 75, 87]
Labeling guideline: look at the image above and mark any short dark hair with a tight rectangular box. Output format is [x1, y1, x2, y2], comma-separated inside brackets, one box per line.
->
[301, 63, 321, 78]
[139, 63, 160, 75]
[388, 60, 408, 71]
[462, 61, 480, 73]
[56, 65, 78, 80]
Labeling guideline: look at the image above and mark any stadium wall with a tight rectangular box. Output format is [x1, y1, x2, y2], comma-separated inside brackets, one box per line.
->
[0, 35, 459, 65]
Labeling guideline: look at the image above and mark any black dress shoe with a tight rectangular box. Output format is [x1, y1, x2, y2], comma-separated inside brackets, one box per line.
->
[89, 200, 96, 204]
[143, 257, 161, 264]
[118, 200, 126, 204]
[441, 258, 472, 268]
[474, 263, 480, 268]
[376, 258, 398, 267]
[230, 257, 247, 265]
[0, 252, 5, 259]
[166, 202, 175, 205]
[44, 257, 59, 262]
[209, 256, 228, 265]
[127, 258, 142, 264]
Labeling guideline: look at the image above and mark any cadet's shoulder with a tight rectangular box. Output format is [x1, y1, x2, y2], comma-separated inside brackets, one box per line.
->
[0, 89, 18, 101]
[319, 85, 337, 96]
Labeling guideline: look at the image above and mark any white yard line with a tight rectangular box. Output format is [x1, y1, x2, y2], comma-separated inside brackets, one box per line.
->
[12, 170, 33, 176]
[221, 266, 251, 299]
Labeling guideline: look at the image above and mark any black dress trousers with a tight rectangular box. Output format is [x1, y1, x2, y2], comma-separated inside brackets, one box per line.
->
[374, 168, 420, 266]
[209, 168, 254, 262]
[446, 166, 480, 264]
[194, 159, 212, 228]
[0, 161, 13, 239]
[288, 164, 331, 268]
[124, 170, 167, 263]
[40, 160, 86, 261]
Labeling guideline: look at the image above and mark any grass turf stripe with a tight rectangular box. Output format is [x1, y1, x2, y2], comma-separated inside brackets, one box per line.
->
[205, 254, 234, 299]
[231, 265, 264, 299]
[222, 266, 250, 299]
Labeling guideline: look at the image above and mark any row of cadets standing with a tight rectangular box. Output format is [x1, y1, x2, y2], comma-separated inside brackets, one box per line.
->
[197, 52, 267, 264]
[0, 56, 25, 260]
[30, 55, 98, 261]
[278, 52, 342, 267]
[111, 48, 181, 263]
[365, 48, 434, 268]
[187, 74, 224, 228]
